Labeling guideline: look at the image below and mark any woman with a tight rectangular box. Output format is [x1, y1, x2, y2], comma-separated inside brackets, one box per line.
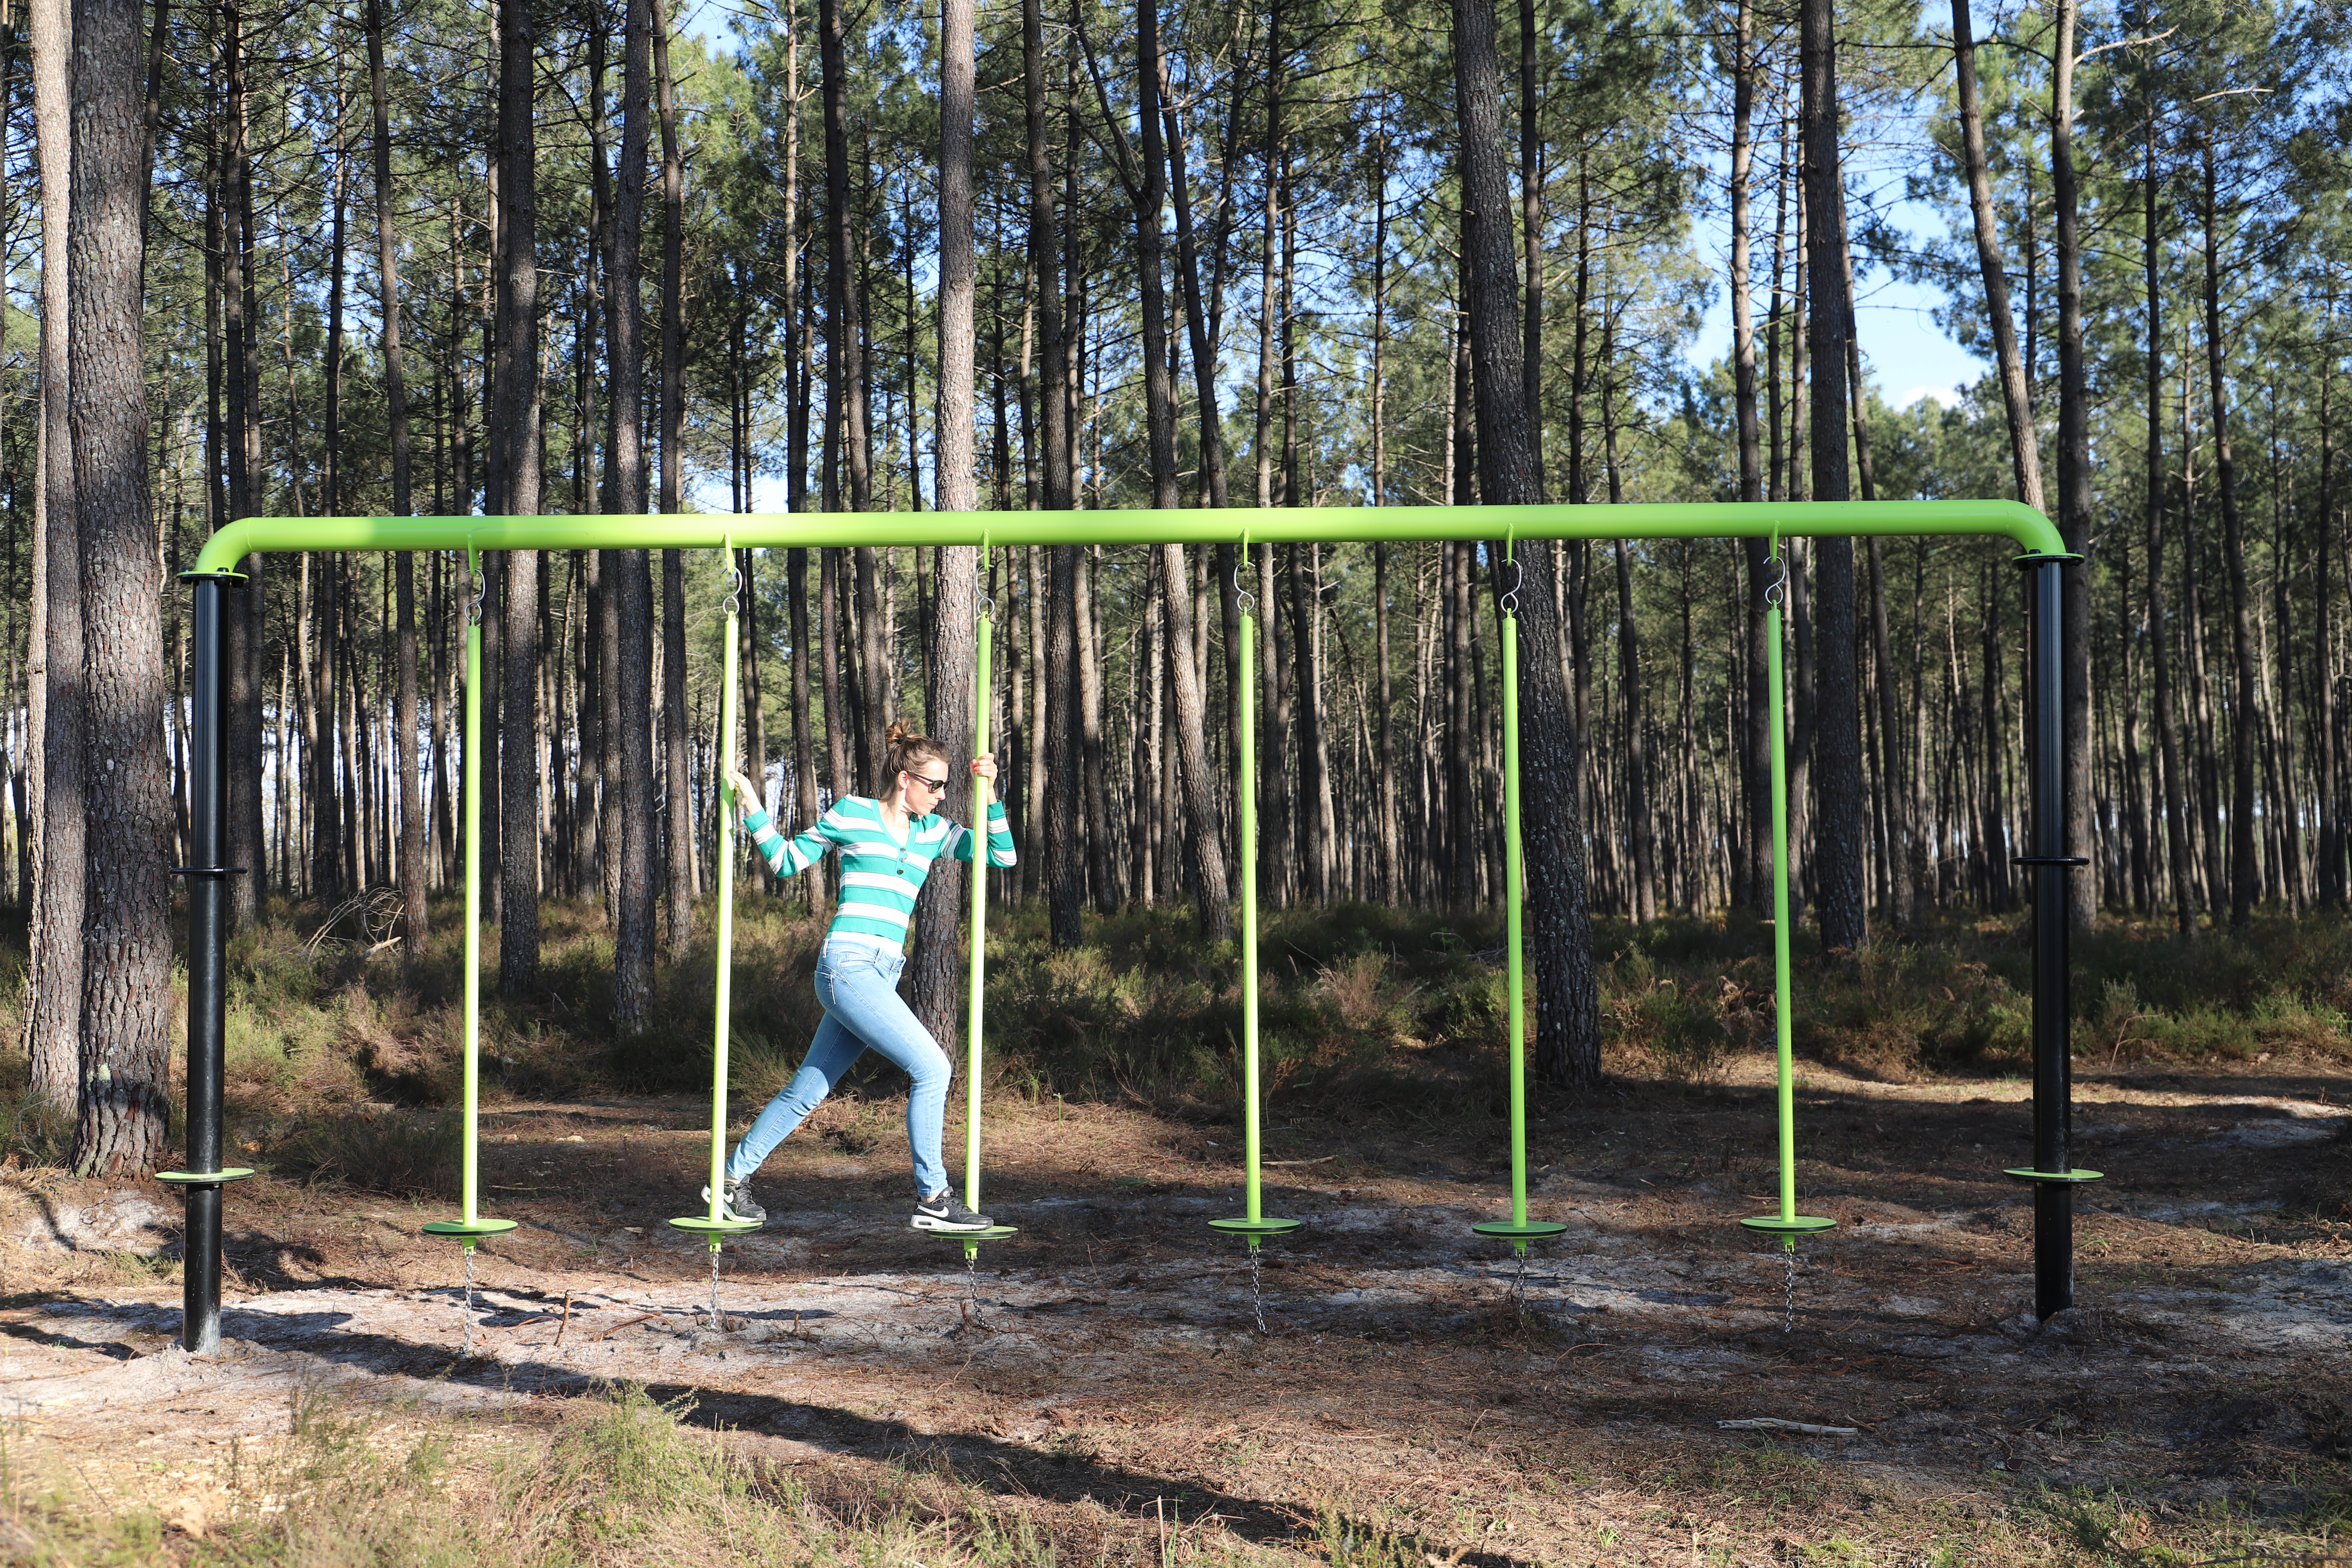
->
[709, 721, 1016, 1233]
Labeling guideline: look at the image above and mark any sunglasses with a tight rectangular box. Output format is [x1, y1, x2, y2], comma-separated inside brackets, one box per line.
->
[905, 771, 951, 793]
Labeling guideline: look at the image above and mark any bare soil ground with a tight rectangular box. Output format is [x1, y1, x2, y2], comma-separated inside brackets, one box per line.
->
[2, 1056, 2350, 1565]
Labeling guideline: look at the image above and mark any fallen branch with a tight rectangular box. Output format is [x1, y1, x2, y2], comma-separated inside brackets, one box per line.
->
[1718, 1418, 1859, 1437]
[1263, 1155, 1337, 1167]
[586, 1312, 660, 1343]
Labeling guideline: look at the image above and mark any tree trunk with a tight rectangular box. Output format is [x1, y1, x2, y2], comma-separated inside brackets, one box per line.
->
[1800, 0, 1865, 953]
[1614, 538, 1655, 922]
[1728, 0, 1771, 912]
[494, 0, 541, 990]
[368, 0, 425, 963]
[820, 0, 871, 513]
[1950, 0, 2044, 512]
[610, 0, 657, 1030]
[26, 0, 79, 1111]
[651, 0, 693, 957]
[2050, 0, 2094, 929]
[70, 0, 168, 1176]
[2201, 140, 2257, 929]
[1452, 0, 1599, 1083]
[910, 0, 976, 1039]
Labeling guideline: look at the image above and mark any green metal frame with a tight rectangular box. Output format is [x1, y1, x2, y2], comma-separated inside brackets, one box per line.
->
[1739, 548, 1834, 1245]
[187, 502, 2064, 573]
[1213, 591, 1301, 1249]
[923, 569, 1024, 1258]
[179, 501, 2072, 1289]
[1474, 554, 1567, 1254]
[672, 544, 763, 1248]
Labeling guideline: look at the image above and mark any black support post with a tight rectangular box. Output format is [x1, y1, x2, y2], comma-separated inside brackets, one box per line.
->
[2017, 553, 2085, 1319]
[170, 572, 242, 1355]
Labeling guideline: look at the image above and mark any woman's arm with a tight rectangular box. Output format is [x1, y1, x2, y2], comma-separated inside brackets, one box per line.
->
[730, 769, 842, 878]
[949, 756, 1017, 867]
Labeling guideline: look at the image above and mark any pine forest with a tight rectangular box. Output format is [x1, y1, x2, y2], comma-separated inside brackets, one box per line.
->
[7, 0, 2352, 1177]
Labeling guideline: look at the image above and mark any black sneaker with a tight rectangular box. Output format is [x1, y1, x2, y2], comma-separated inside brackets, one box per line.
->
[700, 1177, 766, 1225]
[911, 1190, 992, 1232]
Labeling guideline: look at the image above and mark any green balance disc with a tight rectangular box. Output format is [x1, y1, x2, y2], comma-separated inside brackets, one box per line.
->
[1738, 1214, 1837, 1234]
[1209, 1216, 1302, 1237]
[2003, 1167, 2104, 1185]
[155, 1168, 256, 1185]
[921, 1224, 1021, 1243]
[1472, 1219, 1569, 1241]
[423, 1218, 519, 1240]
[669, 1215, 764, 1236]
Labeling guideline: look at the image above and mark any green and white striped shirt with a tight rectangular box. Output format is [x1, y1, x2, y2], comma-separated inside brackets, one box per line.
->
[741, 795, 1017, 950]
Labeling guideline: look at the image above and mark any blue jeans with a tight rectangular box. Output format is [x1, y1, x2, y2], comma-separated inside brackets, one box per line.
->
[726, 941, 952, 1198]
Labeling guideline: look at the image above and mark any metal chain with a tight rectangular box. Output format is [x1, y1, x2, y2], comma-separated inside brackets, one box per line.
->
[966, 1245, 982, 1326]
[1233, 545, 1255, 617]
[1499, 552, 1522, 616]
[1782, 1241, 1797, 1334]
[1249, 1245, 1268, 1337]
[1764, 548, 1790, 608]
[462, 1245, 476, 1358]
[1513, 1245, 1530, 1311]
[709, 1245, 723, 1332]
[724, 558, 744, 619]
[468, 561, 486, 626]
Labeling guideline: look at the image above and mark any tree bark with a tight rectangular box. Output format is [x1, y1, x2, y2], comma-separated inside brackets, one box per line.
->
[1453, 0, 1599, 1083]
[611, 0, 657, 1030]
[70, 0, 169, 1176]
[1799, 0, 1866, 953]
[1614, 538, 1655, 922]
[2201, 139, 2257, 929]
[910, 0, 977, 1035]
[1950, 0, 2044, 513]
[26, 0, 79, 1111]
[2050, 0, 2094, 929]
[495, 0, 541, 991]
[368, 0, 425, 963]
[651, 0, 693, 957]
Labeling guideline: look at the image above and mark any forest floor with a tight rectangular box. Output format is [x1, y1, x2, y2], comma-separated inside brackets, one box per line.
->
[0, 1041, 2350, 1565]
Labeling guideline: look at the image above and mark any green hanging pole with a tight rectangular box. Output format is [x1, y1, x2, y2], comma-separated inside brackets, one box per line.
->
[1212, 552, 1297, 1249]
[1742, 543, 1832, 1245]
[425, 548, 514, 1248]
[674, 545, 760, 1248]
[1474, 541, 1564, 1255]
[941, 545, 1020, 1258]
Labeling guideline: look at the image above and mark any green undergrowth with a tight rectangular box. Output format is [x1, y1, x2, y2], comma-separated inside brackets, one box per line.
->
[0, 892, 2343, 1182]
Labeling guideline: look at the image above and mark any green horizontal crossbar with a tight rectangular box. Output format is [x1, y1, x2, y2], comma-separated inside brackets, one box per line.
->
[1740, 1215, 1838, 1234]
[185, 501, 2065, 578]
[2003, 1168, 2104, 1185]
[155, 1168, 256, 1185]
[423, 1218, 518, 1239]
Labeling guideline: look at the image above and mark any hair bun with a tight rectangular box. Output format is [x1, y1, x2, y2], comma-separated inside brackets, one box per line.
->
[886, 719, 914, 744]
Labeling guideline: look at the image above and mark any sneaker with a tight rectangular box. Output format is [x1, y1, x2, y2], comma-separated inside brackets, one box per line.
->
[911, 1190, 992, 1233]
[700, 1177, 766, 1225]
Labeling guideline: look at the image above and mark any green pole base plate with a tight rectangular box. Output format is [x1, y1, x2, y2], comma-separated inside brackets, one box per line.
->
[1738, 1215, 1837, 1235]
[668, 1216, 763, 1235]
[2003, 1168, 2104, 1185]
[156, 1168, 256, 1185]
[920, 1224, 1022, 1243]
[1208, 1216, 1302, 1238]
[1472, 1219, 1569, 1241]
[423, 1218, 519, 1240]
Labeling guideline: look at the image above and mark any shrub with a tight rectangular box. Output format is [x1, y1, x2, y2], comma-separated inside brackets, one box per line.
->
[271, 1108, 462, 1197]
